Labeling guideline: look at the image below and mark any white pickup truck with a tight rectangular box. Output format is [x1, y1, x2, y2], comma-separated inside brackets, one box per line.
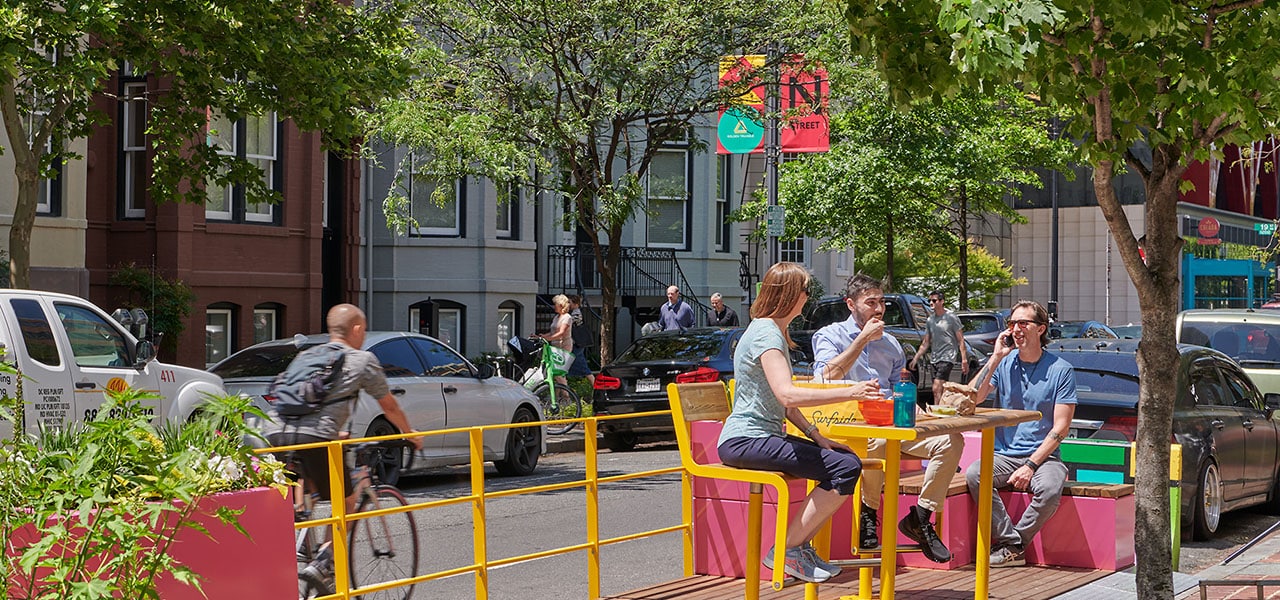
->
[0, 290, 225, 435]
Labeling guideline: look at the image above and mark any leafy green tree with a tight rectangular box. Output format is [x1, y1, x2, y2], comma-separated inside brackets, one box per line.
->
[108, 263, 195, 360]
[369, 0, 820, 363]
[0, 0, 414, 288]
[845, 1, 1280, 595]
[858, 240, 1026, 309]
[758, 55, 1067, 302]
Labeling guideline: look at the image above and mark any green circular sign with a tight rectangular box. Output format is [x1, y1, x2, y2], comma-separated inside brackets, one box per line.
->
[718, 106, 764, 154]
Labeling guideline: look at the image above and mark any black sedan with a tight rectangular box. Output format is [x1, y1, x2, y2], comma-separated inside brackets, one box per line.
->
[1047, 339, 1280, 540]
[593, 327, 743, 451]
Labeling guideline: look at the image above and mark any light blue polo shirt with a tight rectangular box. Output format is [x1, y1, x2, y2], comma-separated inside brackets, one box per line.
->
[811, 316, 903, 395]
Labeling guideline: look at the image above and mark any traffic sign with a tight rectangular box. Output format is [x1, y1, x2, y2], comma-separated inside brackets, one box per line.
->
[765, 205, 785, 236]
[1256, 222, 1277, 235]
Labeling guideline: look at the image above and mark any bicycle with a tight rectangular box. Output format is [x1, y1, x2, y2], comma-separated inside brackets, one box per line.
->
[500, 336, 582, 435]
[291, 439, 420, 600]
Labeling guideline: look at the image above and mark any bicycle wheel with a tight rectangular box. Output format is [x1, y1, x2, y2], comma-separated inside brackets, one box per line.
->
[535, 382, 580, 435]
[348, 485, 419, 600]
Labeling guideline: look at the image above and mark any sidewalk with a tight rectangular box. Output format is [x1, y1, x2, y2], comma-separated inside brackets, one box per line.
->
[1054, 529, 1280, 600]
[545, 428, 592, 455]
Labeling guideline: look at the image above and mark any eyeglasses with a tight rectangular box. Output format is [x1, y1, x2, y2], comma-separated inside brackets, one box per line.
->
[929, 298, 942, 303]
[1009, 319, 1043, 329]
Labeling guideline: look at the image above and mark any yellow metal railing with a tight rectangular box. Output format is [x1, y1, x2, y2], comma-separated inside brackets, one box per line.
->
[256, 410, 686, 599]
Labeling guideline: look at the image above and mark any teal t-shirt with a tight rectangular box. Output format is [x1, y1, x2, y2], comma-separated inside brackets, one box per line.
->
[718, 318, 788, 443]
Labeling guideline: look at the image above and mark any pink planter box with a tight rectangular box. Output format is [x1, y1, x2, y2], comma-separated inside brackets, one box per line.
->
[996, 490, 1136, 570]
[7, 486, 295, 599]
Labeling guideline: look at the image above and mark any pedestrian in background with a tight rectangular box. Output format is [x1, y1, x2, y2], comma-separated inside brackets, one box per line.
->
[911, 290, 968, 400]
[568, 295, 595, 386]
[659, 285, 694, 331]
[536, 294, 575, 386]
[706, 292, 740, 326]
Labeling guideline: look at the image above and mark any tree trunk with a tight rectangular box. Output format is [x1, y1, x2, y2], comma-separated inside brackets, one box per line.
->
[957, 184, 970, 310]
[593, 224, 624, 365]
[1092, 150, 1184, 600]
[0, 83, 38, 290]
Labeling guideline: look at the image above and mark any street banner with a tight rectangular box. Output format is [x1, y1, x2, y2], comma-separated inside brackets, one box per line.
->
[716, 54, 830, 154]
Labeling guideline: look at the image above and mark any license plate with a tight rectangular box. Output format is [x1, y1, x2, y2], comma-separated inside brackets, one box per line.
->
[635, 378, 661, 393]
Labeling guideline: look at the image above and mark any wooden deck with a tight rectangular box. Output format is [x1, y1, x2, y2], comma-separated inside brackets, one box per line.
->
[602, 565, 1111, 599]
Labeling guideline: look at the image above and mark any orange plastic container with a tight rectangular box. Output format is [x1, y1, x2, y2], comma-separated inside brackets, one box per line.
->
[861, 399, 894, 426]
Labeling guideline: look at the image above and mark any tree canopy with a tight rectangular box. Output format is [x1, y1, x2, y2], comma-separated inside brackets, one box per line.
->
[1, 0, 415, 287]
[843, 1, 1280, 596]
[373, 0, 825, 361]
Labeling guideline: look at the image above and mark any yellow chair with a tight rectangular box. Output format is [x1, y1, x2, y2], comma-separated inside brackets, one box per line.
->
[669, 381, 881, 599]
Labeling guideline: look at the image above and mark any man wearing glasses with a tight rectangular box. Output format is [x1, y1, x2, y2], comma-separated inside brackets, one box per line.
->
[910, 291, 968, 401]
[811, 274, 962, 563]
[963, 300, 1077, 568]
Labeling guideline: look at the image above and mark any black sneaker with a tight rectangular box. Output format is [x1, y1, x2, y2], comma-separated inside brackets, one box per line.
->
[898, 506, 952, 563]
[858, 504, 879, 550]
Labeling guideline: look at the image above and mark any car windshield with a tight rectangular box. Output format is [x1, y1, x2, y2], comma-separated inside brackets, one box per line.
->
[617, 332, 728, 362]
[210, 344, 309, 378]
[960, 315, 1001, 334]
[1181, 321, 1280, 366]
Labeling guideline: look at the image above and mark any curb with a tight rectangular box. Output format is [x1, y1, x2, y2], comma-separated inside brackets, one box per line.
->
[546, 431, 592, 454]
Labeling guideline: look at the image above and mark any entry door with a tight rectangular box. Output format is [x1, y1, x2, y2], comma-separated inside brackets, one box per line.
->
[6, 297, 72, 433]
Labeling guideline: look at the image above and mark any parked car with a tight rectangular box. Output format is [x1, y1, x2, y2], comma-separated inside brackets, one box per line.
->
[955, 309, 1009, 355]
[1048, 320, 1119, 340]
[1112, 324, 1142, 339]
[1177, 309, 1280, 395]
[1046, 338, 1280, 540]
[790, 295, 985, 397]
[593, 327, 745, 451]
[210, 332, 545, 476]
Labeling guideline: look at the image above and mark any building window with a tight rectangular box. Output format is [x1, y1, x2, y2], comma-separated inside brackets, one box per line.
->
[408, 153, 464, 237]
[27, 109, 62, 217]
[715, 155, 731, 252]
[496, 181, 519, 239]
[118, 78, 148, 218]
[253, 305, 278, 345]
[437, 307, 461, 352]
[205, 307, 234, 367]
[206, 112, 281, 223]
[408, 299, 465, 354]
[497, 301, 520, 351]
[647, 149, 690, 249]
[779, 237, 809, 265]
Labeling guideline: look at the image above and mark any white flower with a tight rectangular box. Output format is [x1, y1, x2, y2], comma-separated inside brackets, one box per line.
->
[207, 455, 243, 481]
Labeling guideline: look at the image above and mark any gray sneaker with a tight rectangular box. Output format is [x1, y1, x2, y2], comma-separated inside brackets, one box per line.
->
[800, 542, 842, 578]
[763, 545, 834, 583]
[990, 544, 1025, 568]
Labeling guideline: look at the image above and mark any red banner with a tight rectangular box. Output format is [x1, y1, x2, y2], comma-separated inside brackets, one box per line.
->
[716, 55, 829, 154]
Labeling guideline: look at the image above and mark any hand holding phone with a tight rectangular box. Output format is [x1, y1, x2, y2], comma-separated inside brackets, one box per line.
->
[1001, 332, 1014, 347]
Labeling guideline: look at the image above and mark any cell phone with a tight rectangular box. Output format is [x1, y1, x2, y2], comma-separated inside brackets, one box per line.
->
[1001, 333, 1014, 346]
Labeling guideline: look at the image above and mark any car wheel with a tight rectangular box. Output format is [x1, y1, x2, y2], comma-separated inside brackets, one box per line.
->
[602, 431, 638, 452]
[495, 407, 541, 476]
[365, 417, 413, 471]
[1193, 460, 1223, 540]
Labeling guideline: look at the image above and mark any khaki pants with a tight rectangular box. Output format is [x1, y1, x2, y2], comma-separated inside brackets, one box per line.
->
[860, 433, 964, 513]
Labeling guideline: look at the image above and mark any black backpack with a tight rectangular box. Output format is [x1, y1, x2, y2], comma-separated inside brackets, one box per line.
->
[268, 342, 349, 416]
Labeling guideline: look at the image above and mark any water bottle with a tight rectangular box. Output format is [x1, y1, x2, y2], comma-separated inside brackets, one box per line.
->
[893, 381, 917, 428]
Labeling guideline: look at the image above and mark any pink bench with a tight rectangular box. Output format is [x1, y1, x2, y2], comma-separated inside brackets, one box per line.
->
[692, 426, 1137, 579]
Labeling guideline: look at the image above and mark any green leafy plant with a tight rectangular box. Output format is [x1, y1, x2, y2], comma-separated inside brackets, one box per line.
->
[107, 263, 195, 358]
[0, 383, 285, 599]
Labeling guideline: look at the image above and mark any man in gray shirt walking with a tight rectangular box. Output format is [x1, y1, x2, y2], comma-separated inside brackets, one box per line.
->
[910, 291, 967, 400]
